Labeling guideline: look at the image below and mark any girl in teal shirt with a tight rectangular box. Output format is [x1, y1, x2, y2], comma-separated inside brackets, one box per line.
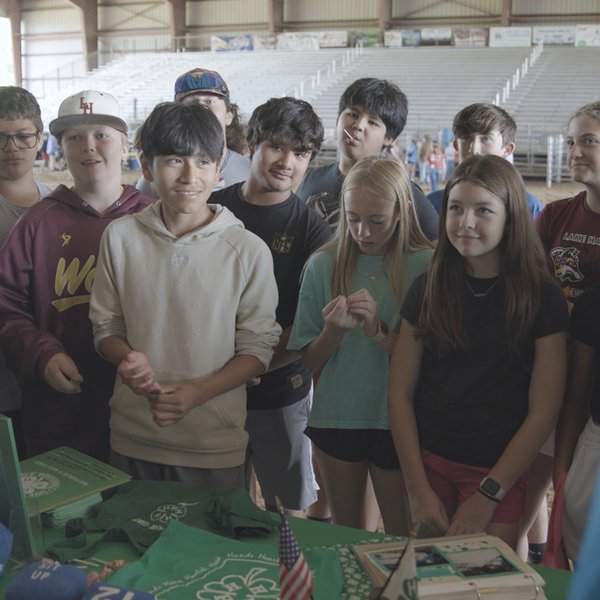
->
[288, 157, 433, 534]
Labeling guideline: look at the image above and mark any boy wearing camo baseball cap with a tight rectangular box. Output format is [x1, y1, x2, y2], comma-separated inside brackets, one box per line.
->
[136, 67, 250, 198]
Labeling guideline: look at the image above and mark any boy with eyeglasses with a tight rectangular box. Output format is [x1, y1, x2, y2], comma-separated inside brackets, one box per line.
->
[0, 86, 53, 244]
[0, 89, 151, 461]
[0, 86, 54, 457]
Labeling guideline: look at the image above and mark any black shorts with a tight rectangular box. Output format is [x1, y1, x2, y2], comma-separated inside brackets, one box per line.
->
[306, 427, 400, 470]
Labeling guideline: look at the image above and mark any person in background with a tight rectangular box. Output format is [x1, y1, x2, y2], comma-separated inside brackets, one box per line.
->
[0, 90, 152, 461]
[536, 101, 600, 303]
[405, 138, 418, 180]
[425, 140, 445, 192]
[136, 67, 250, 197]
[443, 139, 457, 181]
[427, 104, 544, 221]
[0, 86, 54, 458]
[553, 282, 600, 564]
[531, 101, 600, 562]
[296, 78, 438, 240]
[46, 133, 60, 172]
[418, 134, 431, 186]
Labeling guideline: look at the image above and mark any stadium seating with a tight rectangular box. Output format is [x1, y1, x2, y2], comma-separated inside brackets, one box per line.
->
[38, 45, 599, 159]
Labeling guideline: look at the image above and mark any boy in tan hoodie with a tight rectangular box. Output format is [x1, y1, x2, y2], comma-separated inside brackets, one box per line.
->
[90, 101, 280, 489]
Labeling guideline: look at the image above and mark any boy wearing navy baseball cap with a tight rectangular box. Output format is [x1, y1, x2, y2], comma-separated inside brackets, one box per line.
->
[0, 90, 152, 461]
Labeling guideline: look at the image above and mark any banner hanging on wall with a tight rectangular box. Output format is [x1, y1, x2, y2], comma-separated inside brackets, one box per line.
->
[453, 28, 489, 47]
[575, 24, 600, 47]
[533, 26, 575, 45]
[420, 27, 453, 46]
[489, 26, 532, 47]
[210, 34, 253, 52]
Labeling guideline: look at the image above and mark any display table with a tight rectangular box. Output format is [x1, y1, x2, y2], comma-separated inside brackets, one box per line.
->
[1, 504, 571, 599]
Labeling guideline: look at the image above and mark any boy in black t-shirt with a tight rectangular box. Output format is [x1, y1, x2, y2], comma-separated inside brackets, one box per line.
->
[210, 97, 330, 516]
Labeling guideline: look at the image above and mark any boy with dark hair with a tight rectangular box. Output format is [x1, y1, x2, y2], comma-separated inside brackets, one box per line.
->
[211, 97, 330, 515]
[136, 67, 249, 197]
[427, 102, 544, 218]
[90, 102, 280, 487]
[0, 86, 53, 242]
[296, 77, 438, 240]
[453, 102, 517, 145]
[0, 90, 151, 461]
[0, 86, 54, 457]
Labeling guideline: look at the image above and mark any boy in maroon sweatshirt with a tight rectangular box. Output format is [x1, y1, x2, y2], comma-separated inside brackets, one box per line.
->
[0, 90, 152, 461]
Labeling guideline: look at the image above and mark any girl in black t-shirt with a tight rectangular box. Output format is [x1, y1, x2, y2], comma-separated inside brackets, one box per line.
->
[388, 155, 568, 549]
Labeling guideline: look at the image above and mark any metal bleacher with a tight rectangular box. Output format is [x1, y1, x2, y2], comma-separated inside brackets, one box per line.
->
[39, 45, 599, 172]
[38, 49, 352, 132]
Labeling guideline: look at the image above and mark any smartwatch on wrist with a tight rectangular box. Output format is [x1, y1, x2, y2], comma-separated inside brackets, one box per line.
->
[366, 319, 388, 343]
[478, 476, 505, 503]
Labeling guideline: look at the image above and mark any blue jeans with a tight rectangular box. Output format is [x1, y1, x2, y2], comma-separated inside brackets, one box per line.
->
[429, 168, 442, 191]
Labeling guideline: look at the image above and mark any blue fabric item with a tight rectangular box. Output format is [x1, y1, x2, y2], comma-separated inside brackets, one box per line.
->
[83, 582, 156, 599]
[526, 191, 544, 220]
[0, 522, 13, 579]
[567, 464, 600, 599]
[6, 561, 87, 600]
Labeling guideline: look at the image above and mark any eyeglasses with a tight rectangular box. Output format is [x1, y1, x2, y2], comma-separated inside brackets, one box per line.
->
[0, 132, 40, 150]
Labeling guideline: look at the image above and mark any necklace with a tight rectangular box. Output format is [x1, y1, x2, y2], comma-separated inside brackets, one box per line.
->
[466, 278, 499, 298]
[356, 262, 386, 282]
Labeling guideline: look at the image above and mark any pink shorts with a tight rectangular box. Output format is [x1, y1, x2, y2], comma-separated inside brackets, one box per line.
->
[421, 449, 528, 524]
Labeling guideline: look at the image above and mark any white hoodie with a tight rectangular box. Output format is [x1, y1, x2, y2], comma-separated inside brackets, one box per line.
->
[90, 202, 280, 468]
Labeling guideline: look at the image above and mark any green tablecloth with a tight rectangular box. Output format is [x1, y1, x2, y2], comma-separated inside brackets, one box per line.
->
[1, 503, 571, 599]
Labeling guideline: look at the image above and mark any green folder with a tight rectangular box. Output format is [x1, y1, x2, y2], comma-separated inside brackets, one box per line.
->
[19, 446, 131, 514]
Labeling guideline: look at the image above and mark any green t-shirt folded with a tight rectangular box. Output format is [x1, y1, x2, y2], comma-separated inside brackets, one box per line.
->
[48, 482, 278, 561]
[107, 520, 344, 599]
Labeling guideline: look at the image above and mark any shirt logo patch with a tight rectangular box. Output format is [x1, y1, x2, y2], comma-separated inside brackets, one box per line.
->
[51, 255, 95, 312]
[60, 233, 71, 247]
[171, 253, 189, 266]
[271, 233, 293, 254]
[550, 246, 583, 284]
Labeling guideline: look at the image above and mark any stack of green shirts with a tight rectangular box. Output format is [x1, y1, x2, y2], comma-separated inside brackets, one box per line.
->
[20, 447, 131, 529]
[41, 493, 104, 528]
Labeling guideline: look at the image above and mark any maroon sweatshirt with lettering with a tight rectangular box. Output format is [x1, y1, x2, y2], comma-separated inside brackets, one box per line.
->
[0, 184, 152, 460]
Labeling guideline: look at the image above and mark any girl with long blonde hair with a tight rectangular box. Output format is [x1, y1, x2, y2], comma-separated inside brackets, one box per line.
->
[288, 156, 433, 534]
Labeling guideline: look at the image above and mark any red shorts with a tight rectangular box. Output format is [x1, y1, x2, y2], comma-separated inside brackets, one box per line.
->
[421, 449, 528, 524]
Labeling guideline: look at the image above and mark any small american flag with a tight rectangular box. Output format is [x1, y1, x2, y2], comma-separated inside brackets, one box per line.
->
[278, 504, 314, 600]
